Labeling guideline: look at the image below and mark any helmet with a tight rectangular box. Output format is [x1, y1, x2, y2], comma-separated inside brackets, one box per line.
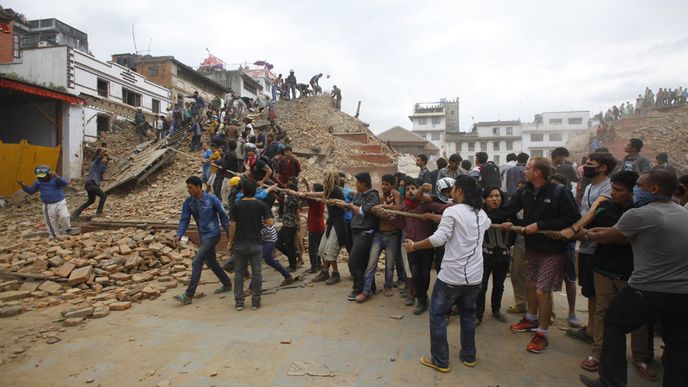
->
[34, 165, 51, 178]
[289, 69, 294, 73]
[228, 176, 241, 187]
[435, 177, 455, 204]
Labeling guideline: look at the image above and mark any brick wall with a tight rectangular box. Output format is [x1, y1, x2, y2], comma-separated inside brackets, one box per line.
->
[0, 21, 15, 63]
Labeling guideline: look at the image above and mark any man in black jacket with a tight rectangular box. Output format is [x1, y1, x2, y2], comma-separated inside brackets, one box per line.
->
[333, 172, 379, 303]
[490, 157, 580, 354]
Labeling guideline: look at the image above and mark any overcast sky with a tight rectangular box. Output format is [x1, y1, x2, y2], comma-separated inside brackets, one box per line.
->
[8, 0, 688, 133]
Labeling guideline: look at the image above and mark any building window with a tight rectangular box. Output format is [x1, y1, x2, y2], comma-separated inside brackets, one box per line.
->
[122, 88, 142, 107]
[493, 141, 500, 151]
[532, 150, 543, 157]
[568, 117, 583, 125]
[431, 117, 441, 127]
[455, 142, 462, 152]
[468, 155, 475, 163]
[13, 35, 20, 58]
[549, 132, 563, 142]
[152, 99, 160, 114]
[506, 140, 513, 150]
[431, 132, 440, 141]
[493, 127, 500, 135]
[506, 127, 513, 136]
[243, 82, 257, 95]
[97, 78, 108, 98]
[147, 67, 159, 76]
[549, 118, 563, 124]
[494, 155, 500, 165]
[418, 118, 427, 125]
[468, 142, 475, 151]
[531, 133, 544, 142]
[481, 141, 488, 151]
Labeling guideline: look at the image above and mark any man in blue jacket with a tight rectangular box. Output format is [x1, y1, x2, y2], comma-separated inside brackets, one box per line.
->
[19, 165, 71, 238]
[174, 176, 233, 305]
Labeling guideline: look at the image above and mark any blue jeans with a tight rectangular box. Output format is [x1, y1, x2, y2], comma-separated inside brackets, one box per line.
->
[364, 231, 400, 293]
[271, 85, 277, 101]
[288, 84, 297, 99]
[429, 279, 481, 368]
[261, 241, 290, 279]
[232, 243, 262, 306]
[185, 236, 231, 297]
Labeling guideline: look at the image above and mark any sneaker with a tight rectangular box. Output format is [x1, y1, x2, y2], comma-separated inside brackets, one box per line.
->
[346, 291, 358, 301]
[251, 302, 260, 311]
[462, 359, 477, 367]
[214, 284, 232, 294]
[383, 288, 393, 297]
[312, 271, 330, 283]
[405, 294, 415, 306]
[325, 272, 340, 285]
[280, 277, 295, 287]
[413, 302, 427, 315]
[355, 293, 369, 303]
[419, 356, 451, 373]
[174, 293, 192, 305]
[235, 304, 244, 311]
[568, 314, 583, 328]
[511, 317, 539, 332]
[566, 327, 593, 344]
[527, 332, 548, 353]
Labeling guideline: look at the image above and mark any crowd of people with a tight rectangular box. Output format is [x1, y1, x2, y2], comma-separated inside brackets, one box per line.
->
[16, 81, 688, 386]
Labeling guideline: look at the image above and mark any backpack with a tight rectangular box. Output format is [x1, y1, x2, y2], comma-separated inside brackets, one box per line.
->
[480, 161, 501, 189]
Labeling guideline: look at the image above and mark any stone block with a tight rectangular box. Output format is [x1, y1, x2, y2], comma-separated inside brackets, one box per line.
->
[68, 265, 93, 285]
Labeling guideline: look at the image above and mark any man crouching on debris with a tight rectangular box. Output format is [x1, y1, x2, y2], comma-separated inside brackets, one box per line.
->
[173, 176, 233, 305]
[18, 165, 72, 238]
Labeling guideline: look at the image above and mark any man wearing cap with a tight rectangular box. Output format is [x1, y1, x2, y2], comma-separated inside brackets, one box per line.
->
[18, 165, 72, 237]
[333, 172, 380, 302]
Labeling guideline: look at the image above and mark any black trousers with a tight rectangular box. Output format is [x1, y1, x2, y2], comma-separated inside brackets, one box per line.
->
[275, 226, 298, 269]
[599, 286, 688, 387]
[308, 231, 323, 270]
[212, 174, 224, 199]
[476, 258, 509, 319]
[409, 249, 434, 304]
[73, 181, 107, 217]
[348, 231, 374, 294]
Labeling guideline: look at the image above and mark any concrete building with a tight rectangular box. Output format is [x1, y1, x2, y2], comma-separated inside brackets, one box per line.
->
[243, 67, 276, 99]
[199, 68, 263, 100]
[0, 7, 181, 184]
[408, 98, 460, 154]
[521, 111, 591, 158]
[111, 54, 229, 107]
[445, 120, 522, 165]
[377, 126, 440, 158]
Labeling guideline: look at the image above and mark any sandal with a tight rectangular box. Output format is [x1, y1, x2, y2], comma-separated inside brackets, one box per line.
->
[580, 356, 599, 372]
[420, 356, 451, 373]
[632, 361, 658, 381]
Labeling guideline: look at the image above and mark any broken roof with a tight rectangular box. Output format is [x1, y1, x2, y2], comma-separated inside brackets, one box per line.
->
[378, 126, 429, 143]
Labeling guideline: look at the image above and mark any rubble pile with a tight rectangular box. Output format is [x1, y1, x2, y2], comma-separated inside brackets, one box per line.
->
[625, 106, 688, 169]
[274, 95, 397, 178]
[0, 227, 198, 325]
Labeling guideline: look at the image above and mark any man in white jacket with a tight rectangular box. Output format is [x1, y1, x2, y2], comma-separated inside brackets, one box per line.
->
[405, 175, 491, 373]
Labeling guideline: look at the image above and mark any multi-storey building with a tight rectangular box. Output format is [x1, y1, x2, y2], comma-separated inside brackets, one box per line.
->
[407, 98, 460, 154]
[445, 120, 522, 165]
[521, 111, 591, 158]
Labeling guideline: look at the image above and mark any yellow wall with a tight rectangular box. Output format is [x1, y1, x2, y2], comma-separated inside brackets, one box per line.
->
[0, 140, 61, 197]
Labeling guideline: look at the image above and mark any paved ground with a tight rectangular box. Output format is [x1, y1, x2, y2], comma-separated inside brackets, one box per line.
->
[0, 260, 661, 386]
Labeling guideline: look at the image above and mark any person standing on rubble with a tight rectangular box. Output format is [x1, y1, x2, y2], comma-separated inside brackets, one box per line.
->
[188, 117, 202, 152]
[285, 70, 297, 100]
[134, 108, 147, 142]
[72, 151, 110, 219]
[174, 176, 233, 305]
[331, 85, 342, 110]
[310, 73, 323, 95]
[19, 165, 72, 238]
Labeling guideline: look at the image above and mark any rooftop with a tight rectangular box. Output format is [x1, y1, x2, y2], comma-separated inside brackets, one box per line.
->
[378, 126, 429, 143]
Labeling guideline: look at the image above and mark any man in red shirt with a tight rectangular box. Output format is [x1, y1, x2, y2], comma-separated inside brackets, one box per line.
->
[276, 146, 301, 188]
[305, 182, 326, 273]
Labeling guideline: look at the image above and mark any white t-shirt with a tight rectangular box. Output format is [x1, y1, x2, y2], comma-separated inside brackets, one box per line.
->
[579, 178, 611, 254]
[428, 203, 491, 286]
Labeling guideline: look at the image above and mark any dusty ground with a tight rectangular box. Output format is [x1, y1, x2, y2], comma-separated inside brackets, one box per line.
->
[0, 256, 661, 387]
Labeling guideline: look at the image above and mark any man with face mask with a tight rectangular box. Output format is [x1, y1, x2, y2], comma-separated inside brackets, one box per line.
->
[560, 152, 616, 342]
[19, 165, 71, 238]
[580, 169, 688, 387]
